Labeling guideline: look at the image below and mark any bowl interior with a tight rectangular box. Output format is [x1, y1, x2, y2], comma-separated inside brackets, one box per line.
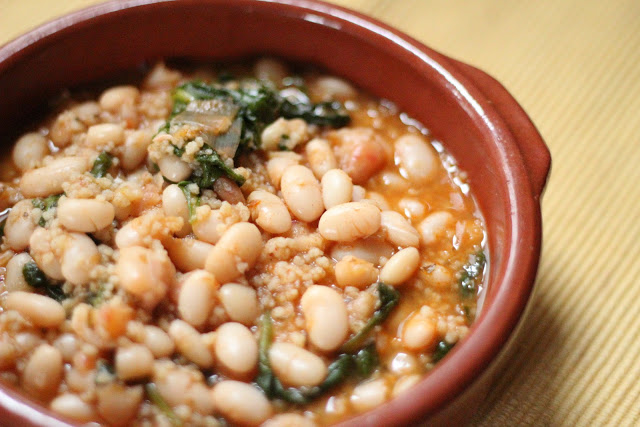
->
[0, 1, 536, 425]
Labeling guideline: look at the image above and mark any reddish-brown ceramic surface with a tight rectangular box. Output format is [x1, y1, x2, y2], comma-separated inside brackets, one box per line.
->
[0, 1, 551, 426]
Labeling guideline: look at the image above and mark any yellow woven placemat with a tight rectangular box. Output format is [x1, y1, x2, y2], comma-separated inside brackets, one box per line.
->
[2, 1, 639, 425]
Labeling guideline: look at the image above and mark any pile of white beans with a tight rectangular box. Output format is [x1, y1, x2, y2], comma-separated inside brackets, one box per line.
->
[0, 60, 484, 426]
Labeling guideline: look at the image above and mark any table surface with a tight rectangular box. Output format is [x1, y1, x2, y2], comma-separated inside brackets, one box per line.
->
[1, 0, 639, 425]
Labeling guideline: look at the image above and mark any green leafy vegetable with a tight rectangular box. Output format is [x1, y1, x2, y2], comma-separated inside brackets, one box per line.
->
[163, 80, 350, 155]
[281, 99, 350, 127]
[22, 262, 67, 301]
[192, 147, 246, 188]
[354, 342, 379, 377]
[90, 151, 114, 178]
[432, 340, 456, 363]
[341, 283, 400, 353]
[32, 194, 62, 226]
[177, 181, 200, 223]
[32, 194, 61, 211]
[0, 217, 6, 238]
[145, 383, 183, 427]
[459, 250, 486, 299]
[22, 262, 49, 288]
[172, 144, 186, 157]
[256, 311, 381, 405]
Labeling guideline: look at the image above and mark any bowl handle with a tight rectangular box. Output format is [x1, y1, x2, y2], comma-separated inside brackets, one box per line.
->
[448, 59, 551, 198]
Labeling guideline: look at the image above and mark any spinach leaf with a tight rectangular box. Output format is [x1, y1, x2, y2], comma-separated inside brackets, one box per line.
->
[192, 147, 246, 188]
[177, 181, 200, 223]
[145, 383, 183, 427]
[432, 340, 456, 363]
[32, 194, 61, 211]
[459, 250, 486, 299]
[341, 283, 400, 353]
[255, 311, 379, 405]
[162, 79, 351, 154]
[22, 262, 49, 288]
[32, 194, 62, 226]
[22, 262, 67, 301]
[354, 342, 379, 377]
[281, 100, 350, 127]
[91, 151, 114, 178]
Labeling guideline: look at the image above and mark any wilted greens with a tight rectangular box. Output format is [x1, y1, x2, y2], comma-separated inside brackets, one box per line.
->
[256, 283, 399, 404]
[459, 250, 486, 299]
[90, 151, 114, 178]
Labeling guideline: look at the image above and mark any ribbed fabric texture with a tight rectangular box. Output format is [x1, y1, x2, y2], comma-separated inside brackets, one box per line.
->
[2, 1, 639, 425]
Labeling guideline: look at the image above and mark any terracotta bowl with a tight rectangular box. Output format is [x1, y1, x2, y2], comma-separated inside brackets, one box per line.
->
[0, 0, 551, 425]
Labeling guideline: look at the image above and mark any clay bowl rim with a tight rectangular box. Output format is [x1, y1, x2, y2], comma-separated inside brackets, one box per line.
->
[0, 1, 549, 426]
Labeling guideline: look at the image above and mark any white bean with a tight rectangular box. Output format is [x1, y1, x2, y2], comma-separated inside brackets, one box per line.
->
[212, 381, 273, 426]
[99, 85, 140, 112]
[205, 222, 263, 284]
[254, 57, 289, 83]
[86, 123, 125, 147]
[266, 152, 301, 189]
[116, 246, 174, 310]
[58, 198, 115, 232]
[380, 210, 420, 248]
[120, 129, 152, 170]
[262, 414, 317, 427]
[321, 169, 352, 209]
[280, 165, 324, 222]
[29, 227, 64, 280]
[61, 232, 100, 286]
[219, 283, 260, 325]
[398, 197, 426, 220]
[50, 394, 95, 422]
[334, 255, 378, 289]
[157, 155, 192, 182]
[20, 156, 90, 198]
[330, 237, 394, 265]
[4, 199, 37, 251]
[96, 383, 143, 426]
[313, 76, 356, 100]
[192, 205, 227, 244]
[248, 190, 292, 234]
[418, 211, 454, 246]
[318, 202, 381, 242]
[380, 247, 420, 286]
[115, 345, 154, 381]
[163, 184, 191, 237]
[168, 319, 214, 368]
[4, 292, 65, 328]
[352, 184, 366, 201]
[23, 344, 63, 397]
[401, 311, 437, 351]
[423, 264, 453, 288]
[269, 342, 327, 387]
[50, 111, 85, 148]
[12, 133, 48, 171]
[142, 325, 175, 358]
[261, 118, 309, 151]
[4, 253, 35, 292]
[306, 138, 337, 179]
[53, 333, 80, 362]
[178, 270, 218, 327]
[164, 237, 213, 272]
[215, 322, 258, 378]
[392, 374, 421, 398]
[300, 285, 349, 352]
[350, 379, 389, 412]
[394, 134, 439, 184]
